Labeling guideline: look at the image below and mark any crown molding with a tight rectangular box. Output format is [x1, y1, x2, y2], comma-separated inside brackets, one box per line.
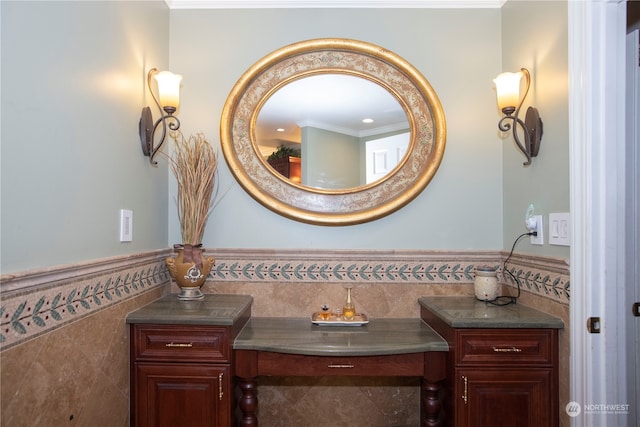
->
[164, 0, 505, 9]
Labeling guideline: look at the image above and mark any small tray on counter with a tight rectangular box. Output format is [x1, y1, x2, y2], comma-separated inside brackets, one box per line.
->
[311, 312, 369, 326]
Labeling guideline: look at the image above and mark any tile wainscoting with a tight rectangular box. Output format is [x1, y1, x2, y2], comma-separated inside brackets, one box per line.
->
[1, 248, 569, 427]
[0, 249, 171, 427]
[0, 249, 172, 351]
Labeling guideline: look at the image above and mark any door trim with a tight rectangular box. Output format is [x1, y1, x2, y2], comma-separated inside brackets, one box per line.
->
[568, 0, 628, 425]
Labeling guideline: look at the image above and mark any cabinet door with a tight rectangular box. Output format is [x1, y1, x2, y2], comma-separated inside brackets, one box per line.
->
[455, 368, 552, 427]
[134, 363, 230, 427]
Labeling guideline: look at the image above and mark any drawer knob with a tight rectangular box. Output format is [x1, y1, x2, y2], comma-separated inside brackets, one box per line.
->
[492, 346, 522, 353]
[165, 342, 193, 348]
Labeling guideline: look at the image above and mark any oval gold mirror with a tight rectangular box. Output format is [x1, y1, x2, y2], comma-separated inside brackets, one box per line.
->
[220, 38, 446, 226]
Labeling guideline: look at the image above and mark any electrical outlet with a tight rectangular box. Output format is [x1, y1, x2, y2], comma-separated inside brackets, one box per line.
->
[530, 214, 544, 245]
[524, 204, 543, 245]
[120, 209, 133, 242]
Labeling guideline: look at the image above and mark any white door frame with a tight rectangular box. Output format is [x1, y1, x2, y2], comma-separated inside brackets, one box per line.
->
[568, 0, 628, 425]
[624, 28, 639, 427]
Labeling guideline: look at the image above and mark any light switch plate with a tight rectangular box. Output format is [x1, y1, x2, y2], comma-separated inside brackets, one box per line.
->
[120, 209, 133, 242]
[549, 212, 570, 246]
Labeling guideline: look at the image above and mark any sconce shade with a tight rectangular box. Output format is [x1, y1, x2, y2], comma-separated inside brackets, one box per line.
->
[154, 71, 182, 109]
[493, 71, 523, 111]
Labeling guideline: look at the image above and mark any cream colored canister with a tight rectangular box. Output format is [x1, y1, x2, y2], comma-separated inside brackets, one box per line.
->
[474, 266, 499, 301]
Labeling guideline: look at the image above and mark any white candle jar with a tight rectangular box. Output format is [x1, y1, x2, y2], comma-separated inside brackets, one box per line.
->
[474, 266, 499, 301]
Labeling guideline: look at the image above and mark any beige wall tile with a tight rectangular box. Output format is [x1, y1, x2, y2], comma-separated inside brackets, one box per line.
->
[1, 287, 165, 427]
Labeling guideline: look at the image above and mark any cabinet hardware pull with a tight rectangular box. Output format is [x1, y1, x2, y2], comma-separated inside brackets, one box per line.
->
[327, 363, 355, 368]
[492, 346, 522, 353]
[165, 342, 193, 348]
[218, 373, 223, 401]
[462, 375, 468, 405]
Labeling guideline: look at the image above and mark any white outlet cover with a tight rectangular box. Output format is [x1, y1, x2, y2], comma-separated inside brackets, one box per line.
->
[530, 214, 544, 245]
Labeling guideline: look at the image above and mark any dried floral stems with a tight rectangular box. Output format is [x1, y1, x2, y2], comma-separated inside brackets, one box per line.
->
[168, 131, 218, 246]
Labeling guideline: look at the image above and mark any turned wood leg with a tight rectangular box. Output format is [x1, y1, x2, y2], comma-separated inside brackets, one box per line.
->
[238, 377, 258, 426]
[423, 351, 447, 427]
[422, 379, 443, 427]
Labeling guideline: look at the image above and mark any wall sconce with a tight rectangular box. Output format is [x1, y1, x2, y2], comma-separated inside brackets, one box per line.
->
[139, 68, 182, 165]
[493, 68, 543, 166]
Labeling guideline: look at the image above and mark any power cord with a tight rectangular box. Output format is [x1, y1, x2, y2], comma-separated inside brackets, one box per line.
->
[484, 231, 535, 306]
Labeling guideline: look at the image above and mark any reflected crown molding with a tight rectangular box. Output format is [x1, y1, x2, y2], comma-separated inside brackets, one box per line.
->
[165, 0, 505, 9]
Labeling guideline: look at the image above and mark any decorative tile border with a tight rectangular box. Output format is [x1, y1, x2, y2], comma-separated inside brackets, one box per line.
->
[207, 248, 570, 304]
[501, 253, 571, 304]
[0, 249, 172, 351]
[0, 248, 569, 351]
[208, 249, 503, 284]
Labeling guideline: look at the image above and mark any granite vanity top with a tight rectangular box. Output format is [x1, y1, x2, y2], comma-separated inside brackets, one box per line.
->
[419, 296, 564, 329]
[233, 317, 449, 356]
[126, 293, 253, 326]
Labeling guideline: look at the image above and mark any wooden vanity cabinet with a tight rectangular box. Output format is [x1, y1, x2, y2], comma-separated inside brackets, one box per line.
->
[421, 308, 559, 427]
[130, 324, 233, 427]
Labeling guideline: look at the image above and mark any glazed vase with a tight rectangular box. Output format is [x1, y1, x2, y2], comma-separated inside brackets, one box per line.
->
[166, 244, 215, 300]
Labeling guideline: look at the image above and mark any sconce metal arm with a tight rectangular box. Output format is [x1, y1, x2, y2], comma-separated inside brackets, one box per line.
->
[147, 109, 180, 165]
[498, 110, 532, 166]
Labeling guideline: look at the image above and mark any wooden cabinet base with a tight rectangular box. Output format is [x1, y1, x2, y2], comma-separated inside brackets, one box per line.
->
[421, 307, 559, 427]
[134, 364, 229, 427]
[130, 324, 234, 427]
[456, 368, 553, 427]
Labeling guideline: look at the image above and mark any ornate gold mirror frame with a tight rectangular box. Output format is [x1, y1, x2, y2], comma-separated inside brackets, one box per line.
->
[220, 38, 446, 225]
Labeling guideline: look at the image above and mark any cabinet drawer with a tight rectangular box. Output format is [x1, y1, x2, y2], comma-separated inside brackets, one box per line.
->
[257, 351, 425, 377]
[132, 324, 230, 362]
[456, 329, 555, 366]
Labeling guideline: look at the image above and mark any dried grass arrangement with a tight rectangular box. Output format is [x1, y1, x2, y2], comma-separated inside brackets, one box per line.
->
[168, 131, 218, 246]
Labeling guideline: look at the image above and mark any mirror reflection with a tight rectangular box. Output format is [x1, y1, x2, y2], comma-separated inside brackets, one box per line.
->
[256, 74, 410, 189]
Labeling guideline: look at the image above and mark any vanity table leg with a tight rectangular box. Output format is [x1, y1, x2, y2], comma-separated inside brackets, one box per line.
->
[235, 350, 259, 426]
[422, 379, 443, 427]
[422, 351, 447, 427]
[238, 378, 258, 426]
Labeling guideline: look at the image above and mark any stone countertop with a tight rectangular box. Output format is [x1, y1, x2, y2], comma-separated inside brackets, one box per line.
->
[233, 317, 449, 356]
[419, 296, 564, 329]
[126, 293, 253, 326]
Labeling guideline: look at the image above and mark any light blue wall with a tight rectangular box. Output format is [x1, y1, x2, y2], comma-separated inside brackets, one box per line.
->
[0, 2, 570, 275]
[169, 8, 505, 250]
[0, 1, 170, 274]
[501, 1, 570, 258]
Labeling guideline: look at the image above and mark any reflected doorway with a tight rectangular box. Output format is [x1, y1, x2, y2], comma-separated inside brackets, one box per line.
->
[365, 132, 410, 184]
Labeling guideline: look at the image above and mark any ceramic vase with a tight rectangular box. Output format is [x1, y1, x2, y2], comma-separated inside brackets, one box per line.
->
[166, 244, 215, 300]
